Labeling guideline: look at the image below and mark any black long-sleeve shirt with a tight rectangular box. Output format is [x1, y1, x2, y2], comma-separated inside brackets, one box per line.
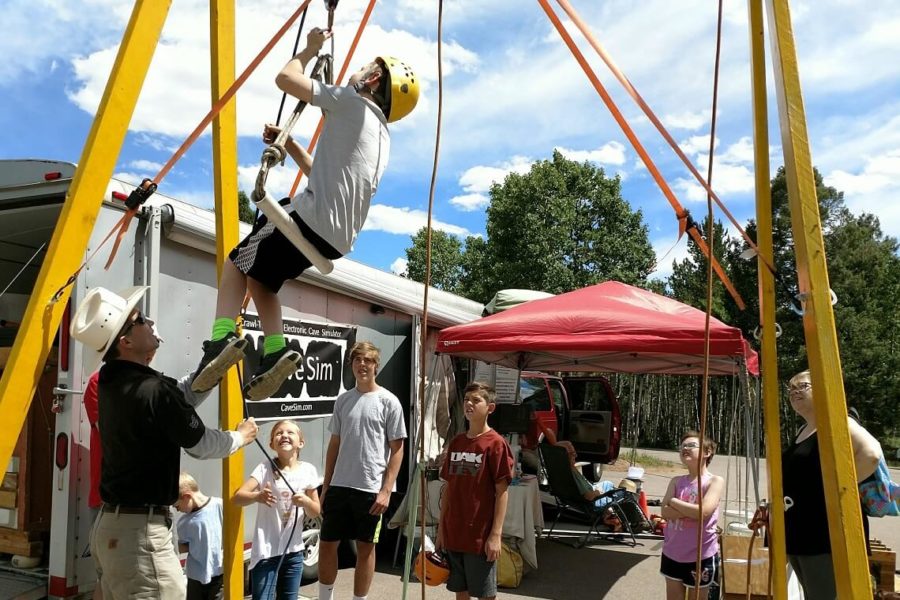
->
[98, 360, 217, 505]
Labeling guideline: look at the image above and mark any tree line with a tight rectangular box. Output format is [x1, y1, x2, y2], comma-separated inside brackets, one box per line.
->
[402, 152, 900, 452]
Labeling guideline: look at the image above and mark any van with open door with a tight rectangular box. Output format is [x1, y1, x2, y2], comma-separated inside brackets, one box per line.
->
[517, 371, 621, 481]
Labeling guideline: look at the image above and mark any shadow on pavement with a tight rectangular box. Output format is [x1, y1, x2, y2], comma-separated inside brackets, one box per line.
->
[505, 538, 653, 599]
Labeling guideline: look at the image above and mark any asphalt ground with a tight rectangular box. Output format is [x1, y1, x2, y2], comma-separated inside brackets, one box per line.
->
[294, 449, 899, 599]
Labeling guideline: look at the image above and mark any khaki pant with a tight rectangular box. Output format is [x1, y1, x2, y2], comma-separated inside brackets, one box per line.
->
[90, 508, 185, 599]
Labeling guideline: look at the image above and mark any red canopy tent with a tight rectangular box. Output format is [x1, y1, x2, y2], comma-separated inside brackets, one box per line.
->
[436, 281, 759, 376]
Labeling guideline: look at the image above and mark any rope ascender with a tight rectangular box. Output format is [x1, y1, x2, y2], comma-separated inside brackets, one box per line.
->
[252, 51, 336, 276]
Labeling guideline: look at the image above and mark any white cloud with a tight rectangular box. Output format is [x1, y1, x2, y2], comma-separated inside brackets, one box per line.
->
[63, 0, 480, 141]
[679, 135, 717, 158]
[662, 110, 709, 131]
[449, 193, 488, 212]
[390, 257, 408, 276]
[457, 157, 533, 194]
[237, 163, 304, 200]
[674, 163, 754, 203]
[127, 159, 164, 172]
[364, 204, 470, 237]
[556, 141, 627, 166]
[825, 149, 900, 238]
[649, 233, 691, 281]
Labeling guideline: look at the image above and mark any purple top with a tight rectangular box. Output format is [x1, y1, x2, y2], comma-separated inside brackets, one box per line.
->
[662, 473, 719, 562]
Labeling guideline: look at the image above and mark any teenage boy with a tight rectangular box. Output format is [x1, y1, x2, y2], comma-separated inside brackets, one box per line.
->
[438, 382, 514, 600]
[317, 341, 406, 600]
[190, 27, 419, 402]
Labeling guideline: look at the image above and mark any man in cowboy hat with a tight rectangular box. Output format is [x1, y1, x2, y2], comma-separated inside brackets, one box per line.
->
[70, 285, 259, 600]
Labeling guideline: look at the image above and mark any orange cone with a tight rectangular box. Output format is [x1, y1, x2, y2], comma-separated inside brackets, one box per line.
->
[638, 490, 649, 517]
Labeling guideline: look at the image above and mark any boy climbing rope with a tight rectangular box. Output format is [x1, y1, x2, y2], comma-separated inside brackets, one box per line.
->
[191, 27, 419, 400]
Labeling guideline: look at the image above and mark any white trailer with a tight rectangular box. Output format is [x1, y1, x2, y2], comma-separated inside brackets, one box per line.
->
[0, 159, 481, 599]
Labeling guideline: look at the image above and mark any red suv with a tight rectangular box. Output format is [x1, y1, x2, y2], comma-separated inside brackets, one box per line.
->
[519, 372, 621, 473]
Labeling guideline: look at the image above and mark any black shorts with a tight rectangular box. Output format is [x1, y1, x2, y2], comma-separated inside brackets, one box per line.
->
[320, 486, 382, 543]
[660, 553, 718, 588]
[229, 198, 342, 293]
[445, 550, 497, 598]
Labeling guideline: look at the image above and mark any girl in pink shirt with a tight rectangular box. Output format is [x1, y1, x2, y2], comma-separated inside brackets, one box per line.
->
[660, 431, 725, 599]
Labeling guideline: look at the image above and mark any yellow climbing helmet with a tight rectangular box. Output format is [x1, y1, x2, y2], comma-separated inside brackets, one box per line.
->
[377, 56, 419, 123]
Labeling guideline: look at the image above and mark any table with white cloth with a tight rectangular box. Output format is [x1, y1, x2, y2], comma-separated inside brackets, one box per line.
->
[426, 474, 544, 569]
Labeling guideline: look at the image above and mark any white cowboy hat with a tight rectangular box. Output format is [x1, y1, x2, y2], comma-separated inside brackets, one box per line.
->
[70, 286, 148, 374]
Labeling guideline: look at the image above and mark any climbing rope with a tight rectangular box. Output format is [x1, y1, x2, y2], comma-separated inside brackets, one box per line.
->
[693, 1, 724, 597]
[553, 0, 774, 278]
[288, 0, 377, 197]
[536, 0, 746, 310]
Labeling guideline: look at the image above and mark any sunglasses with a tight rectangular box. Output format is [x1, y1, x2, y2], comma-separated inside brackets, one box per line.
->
[786, 382, 812, 393]
[121, 311, 149, 335]
[680, 442, 700, 450]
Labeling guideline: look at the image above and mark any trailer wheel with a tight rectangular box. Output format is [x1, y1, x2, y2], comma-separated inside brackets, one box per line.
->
[301, 514, 322, 582]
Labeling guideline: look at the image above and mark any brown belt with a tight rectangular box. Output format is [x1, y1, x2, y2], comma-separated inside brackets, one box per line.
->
[102, 504, 170, 515]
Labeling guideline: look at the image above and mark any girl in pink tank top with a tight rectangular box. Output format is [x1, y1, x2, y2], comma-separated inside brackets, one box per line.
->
[659, 431, 725, 599]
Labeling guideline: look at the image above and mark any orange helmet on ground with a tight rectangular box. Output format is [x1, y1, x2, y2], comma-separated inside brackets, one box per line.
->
[413, 550, 450, 586]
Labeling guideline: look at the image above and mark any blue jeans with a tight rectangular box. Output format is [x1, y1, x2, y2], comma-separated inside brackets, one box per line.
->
[250, 551, 304, 600]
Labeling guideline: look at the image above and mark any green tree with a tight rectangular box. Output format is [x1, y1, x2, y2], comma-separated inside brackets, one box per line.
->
[238, 190, 255, 224]
[403, 228, 465, 293]
[480, 150, 655, 301]
[404, 151, 655, 303]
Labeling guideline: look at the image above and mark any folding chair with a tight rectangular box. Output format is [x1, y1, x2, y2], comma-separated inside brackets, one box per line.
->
[539, 441, 646, 548]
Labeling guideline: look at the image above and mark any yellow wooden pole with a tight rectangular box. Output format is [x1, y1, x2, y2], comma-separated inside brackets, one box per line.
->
[209, 1, 244, 598]
[0, 0, 171, 475]
[765, 0, 870, 596]
[747, 1, 786, 597]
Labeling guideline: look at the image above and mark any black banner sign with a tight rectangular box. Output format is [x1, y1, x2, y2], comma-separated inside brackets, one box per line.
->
[239, 314, 356, 421]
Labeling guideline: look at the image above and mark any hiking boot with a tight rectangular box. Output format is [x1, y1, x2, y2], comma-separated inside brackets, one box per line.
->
[190, 332, 248, 392]
[243, 347, 302, 401]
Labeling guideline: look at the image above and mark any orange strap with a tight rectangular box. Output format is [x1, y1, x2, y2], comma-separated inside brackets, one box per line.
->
[553, 0, 774, 278]
[97, 0, 316, 273]
[537, 0, 745, 309]
[289, 0, 378, 196]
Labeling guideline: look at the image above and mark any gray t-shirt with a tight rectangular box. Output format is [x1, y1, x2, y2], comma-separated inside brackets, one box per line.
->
[291, 79, 390, 255]
[328, 386, 407, 493]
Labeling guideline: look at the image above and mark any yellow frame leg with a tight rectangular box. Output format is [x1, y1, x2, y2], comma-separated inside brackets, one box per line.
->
[766, 0, 870, 597]
[209, 1, 245, 598]
[748, 1, 787, 597]
[0, 0, 172, 475]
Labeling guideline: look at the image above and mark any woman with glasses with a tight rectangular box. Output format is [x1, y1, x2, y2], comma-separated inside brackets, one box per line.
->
[782, 369, 882, 599]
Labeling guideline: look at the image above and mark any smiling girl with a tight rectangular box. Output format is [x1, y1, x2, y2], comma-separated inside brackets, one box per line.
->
[234, 420, 321, 600]
[659, 431, 725, 600]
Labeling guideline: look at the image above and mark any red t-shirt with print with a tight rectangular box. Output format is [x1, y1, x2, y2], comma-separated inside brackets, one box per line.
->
[439, 429, 514, 555]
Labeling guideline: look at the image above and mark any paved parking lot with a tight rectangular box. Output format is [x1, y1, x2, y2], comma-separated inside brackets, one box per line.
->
[295, 449, 899, 599]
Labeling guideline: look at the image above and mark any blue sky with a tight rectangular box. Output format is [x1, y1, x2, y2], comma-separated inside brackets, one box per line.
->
[2, 0, 899, 282]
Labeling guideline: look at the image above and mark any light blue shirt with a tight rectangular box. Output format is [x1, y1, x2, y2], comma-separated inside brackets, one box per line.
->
[176, 496, 223, 584]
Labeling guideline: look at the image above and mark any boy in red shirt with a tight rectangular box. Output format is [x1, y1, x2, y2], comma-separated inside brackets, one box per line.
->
[437, 382, 514, 600]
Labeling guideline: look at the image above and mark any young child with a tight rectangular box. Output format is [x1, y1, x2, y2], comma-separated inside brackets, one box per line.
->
[438, 382, 514, 600]
[234, 420, 320, 600]
[660, 431, 725, 600]
[175, 472, 225, 600]
[190, 27, 419, 402]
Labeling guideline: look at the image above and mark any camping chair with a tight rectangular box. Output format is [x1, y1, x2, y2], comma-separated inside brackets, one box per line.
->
[539, 441, 646, 548]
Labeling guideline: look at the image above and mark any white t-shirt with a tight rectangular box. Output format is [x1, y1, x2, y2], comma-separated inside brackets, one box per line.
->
[249, 460, 320, 570]
[290, 79, 390, 255]
[328, 386, 407, 493]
